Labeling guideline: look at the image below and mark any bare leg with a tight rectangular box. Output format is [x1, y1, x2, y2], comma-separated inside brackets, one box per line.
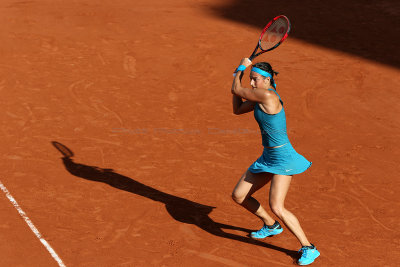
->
[269, 174, 311, 247]
[232, 170, 275, 226]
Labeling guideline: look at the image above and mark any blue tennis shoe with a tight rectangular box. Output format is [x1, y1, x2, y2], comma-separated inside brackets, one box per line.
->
[250, 221, 283, 239]
[297, 244, 320, 265]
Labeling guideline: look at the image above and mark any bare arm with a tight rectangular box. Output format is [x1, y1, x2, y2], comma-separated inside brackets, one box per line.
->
[231, 66, 256, 114]
[232, 72, 269, 103]
[232, 95, 256, 115]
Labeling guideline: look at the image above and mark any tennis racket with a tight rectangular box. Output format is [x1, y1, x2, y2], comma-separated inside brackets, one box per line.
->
[249, 15, 291, 60]
[234, 15, 291, 76]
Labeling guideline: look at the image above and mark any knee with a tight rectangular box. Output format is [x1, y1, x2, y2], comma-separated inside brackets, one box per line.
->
[231, 191, 246, 205]
[270, 201, 284, 218]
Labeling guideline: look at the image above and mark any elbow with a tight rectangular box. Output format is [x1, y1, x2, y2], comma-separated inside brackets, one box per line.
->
[233, 109, 241, 115]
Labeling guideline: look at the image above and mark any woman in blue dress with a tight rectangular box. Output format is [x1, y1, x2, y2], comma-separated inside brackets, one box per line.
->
[231, 58, 320, 265]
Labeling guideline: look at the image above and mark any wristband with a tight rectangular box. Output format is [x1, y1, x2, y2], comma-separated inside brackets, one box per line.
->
[237, 65, 246, 71]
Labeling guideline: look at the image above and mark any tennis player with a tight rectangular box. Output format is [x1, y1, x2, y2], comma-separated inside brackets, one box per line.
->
[230, 58, 320, 265]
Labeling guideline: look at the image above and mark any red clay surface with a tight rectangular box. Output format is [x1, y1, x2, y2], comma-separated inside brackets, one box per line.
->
[1, 0, 399, 266]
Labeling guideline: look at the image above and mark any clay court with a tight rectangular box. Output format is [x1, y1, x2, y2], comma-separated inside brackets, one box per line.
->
[1, 0, 399, 266]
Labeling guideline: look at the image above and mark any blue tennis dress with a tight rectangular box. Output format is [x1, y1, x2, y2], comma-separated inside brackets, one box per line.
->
[248, 88, 312, 175]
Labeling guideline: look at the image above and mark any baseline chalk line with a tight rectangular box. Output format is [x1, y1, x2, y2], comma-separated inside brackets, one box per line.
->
[0, 180, 66, 267]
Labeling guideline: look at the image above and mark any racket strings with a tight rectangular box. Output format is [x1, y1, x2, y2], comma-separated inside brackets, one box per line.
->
[260, 18, 289, 51]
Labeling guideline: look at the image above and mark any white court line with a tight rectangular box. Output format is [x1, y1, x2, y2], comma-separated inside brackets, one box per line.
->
[0, 180, 66, 267]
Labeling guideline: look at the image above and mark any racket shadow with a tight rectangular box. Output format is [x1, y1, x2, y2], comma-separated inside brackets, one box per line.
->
[51, 141, 299, 261]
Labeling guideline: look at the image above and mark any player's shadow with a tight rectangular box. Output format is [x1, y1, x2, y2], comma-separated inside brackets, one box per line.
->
[51, 141, 298, 261]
